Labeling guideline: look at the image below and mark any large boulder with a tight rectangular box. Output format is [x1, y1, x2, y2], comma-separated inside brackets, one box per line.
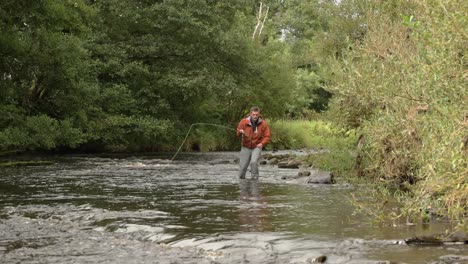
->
[307, 170, 334, 184]
[281, 168, 335, 185]
[281, 167, 309, 180]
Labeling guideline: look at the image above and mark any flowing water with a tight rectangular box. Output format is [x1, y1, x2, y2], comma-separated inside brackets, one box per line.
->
[0, 152, 466, 264]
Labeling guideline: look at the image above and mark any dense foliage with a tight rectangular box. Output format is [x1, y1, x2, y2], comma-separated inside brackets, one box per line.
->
[0, 0, 296, 152]
[324, 0, 467, 222]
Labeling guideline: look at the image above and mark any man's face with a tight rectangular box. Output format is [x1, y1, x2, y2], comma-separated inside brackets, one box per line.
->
[251, 111, 260, 121]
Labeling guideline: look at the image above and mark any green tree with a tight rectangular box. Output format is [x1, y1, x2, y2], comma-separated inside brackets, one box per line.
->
[265, 0, 366, 116]
[0, 0, 299, 152]
[0, 0, 97, 151]
[89, 0, 296, 148]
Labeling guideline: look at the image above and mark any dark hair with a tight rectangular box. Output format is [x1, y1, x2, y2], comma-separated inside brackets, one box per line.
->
[250, 106, 260, 112]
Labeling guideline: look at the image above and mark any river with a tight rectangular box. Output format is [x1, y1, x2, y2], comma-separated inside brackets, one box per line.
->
[0, 152, 466, 263]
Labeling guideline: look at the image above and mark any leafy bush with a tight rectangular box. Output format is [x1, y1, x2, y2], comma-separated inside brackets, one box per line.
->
[90, 115, 173, 152]
[0, 115, 58, 150]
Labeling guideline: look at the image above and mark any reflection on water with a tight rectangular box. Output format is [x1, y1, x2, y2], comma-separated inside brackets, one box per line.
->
[0, 152, 466, 264]
[239, 179, 272, 232]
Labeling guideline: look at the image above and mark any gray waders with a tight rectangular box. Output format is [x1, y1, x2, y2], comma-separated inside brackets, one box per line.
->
[238, 146, 262, 179]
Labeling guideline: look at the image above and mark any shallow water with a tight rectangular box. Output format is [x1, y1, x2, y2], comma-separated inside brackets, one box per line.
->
[0, 152, 466, 264]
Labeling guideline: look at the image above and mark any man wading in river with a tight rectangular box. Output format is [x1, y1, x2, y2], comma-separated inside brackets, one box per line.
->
[236, 106, 271, 179]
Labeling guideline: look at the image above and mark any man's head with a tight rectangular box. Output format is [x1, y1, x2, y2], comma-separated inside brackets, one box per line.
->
[250, 106, 260, 121]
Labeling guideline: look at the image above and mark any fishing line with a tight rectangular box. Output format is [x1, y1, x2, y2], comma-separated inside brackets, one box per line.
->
[154, 123, 237, 176]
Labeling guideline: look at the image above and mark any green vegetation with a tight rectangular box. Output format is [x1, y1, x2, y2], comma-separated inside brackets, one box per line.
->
[1, 0, 466, 224]
[270, 120, 357, 180]
[269, 120, 354, 148]
[324, 0, 467, 224]
[0, 0, 295, 153]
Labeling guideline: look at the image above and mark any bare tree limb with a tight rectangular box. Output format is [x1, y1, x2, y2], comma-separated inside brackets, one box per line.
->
[252, 2, 263, 40]
[258, 6, 269, 38]
[252, 2, 269, 40]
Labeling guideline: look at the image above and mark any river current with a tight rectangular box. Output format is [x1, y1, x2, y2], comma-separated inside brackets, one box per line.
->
[0, 152, 466, 263]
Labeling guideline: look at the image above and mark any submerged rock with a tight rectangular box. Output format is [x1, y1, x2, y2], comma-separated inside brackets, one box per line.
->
[0, 160, 55, 167]
[297, 169, 311, 177]
[438, 254, 468, 263]
[405, 231, 468, 245]
[307, 255, 327, 263]
[277, 159, 302, 169]
[208, 159, 235, 165]
[280, 168, 334, 184]
[268, 157, 279, 165]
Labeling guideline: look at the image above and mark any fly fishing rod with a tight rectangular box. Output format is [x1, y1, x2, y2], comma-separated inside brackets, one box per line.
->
[169, 122, 237, 163]
[154, 123, 238, 176]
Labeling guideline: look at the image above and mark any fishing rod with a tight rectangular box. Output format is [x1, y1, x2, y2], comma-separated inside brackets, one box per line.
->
[154, 122, 239, 176]
[169, 122, 237, 163]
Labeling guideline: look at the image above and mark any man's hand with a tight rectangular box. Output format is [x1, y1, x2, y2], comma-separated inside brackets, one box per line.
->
[238, 129, 244, 134]
[256, 143, 263, 148]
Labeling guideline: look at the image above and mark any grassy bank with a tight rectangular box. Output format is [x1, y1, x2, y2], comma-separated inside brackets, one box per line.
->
[323, 1, 467, 225]
[269, 119, 357, 180]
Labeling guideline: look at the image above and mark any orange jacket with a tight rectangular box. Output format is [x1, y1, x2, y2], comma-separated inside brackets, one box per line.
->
[236, 115, 270, 149]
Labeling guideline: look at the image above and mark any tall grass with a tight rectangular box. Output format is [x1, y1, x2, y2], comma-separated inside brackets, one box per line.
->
[325, 0, 467, 223]
[269, 119, 357, 180]
[269, 119, 334, 149]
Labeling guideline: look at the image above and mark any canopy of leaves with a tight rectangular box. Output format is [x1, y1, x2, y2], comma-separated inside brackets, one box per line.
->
[0, 0, 297, 152]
